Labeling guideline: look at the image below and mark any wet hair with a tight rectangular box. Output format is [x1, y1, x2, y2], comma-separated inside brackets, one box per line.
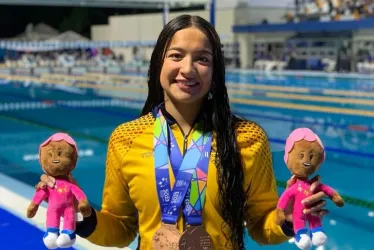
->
[141, 15, 246, 248]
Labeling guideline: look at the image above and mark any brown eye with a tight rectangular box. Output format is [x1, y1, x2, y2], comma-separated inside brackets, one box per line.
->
[300, 153, 304, 159]
[310, 153, 313, 160]
[58, 152, 62, 157]
[49, 152, 52, 157]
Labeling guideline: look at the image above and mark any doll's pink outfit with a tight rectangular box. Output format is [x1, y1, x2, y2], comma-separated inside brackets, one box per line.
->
[32, 178, 86, 231]
[33, 132, 86, 249]
[278, 179, 335, 232]
[280, 128, 334, 250]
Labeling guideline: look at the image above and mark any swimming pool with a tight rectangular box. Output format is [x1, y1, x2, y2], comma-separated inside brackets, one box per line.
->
[0, 69, 373, 250]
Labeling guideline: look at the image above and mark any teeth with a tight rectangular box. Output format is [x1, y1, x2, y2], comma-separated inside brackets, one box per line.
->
[303, 163, 311, 167]
[178, 81, 196, 86]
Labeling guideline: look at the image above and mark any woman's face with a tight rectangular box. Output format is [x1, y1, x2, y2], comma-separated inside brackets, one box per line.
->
[160, 27, 213, 105]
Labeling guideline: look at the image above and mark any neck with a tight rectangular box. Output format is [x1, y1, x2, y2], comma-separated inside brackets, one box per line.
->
[164, 98, 203, 135]
[295, 176, 309, 182]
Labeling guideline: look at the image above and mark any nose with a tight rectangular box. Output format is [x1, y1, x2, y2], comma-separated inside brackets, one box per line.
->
[180, 56, 196, 77]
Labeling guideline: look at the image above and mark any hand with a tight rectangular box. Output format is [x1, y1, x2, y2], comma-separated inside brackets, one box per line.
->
[331, 192, 344, 207]
[35, 174, 56, 190]
[284, 175, 328, 222]
[35, 173, 80, 211]
[275, 208, 286, 225]
[36, 173, 79, 190]
[27, 202, 39, 218]
[78, 198, 92, 217]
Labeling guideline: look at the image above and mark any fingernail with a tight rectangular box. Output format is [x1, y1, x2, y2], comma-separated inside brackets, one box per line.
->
[302, 199, 308, 204]
[303, 209, 308, 214]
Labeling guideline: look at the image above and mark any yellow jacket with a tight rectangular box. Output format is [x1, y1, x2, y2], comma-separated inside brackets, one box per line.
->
[76, 110, 293, 249]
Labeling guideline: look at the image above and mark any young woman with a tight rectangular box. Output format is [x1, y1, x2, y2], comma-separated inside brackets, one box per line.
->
[37, 15, 328, 249]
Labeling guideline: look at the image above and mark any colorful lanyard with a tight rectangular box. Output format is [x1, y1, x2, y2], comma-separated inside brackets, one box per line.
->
[154, 109, 212, 225]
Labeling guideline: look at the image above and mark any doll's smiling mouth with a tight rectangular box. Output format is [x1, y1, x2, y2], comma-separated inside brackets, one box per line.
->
[52, 160, 60, 164]
[303, 162, 311, 167]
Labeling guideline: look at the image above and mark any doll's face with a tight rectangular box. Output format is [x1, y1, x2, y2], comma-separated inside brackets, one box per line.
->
[287, 139, 324, 178]
[40, 140, 77, 177]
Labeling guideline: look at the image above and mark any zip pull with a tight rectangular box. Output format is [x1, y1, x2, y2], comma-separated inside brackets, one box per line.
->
[183, 136, 188, 155]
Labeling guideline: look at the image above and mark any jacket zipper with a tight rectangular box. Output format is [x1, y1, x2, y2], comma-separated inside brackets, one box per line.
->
[174, 122, 192, 230]
[175, 122, 192, 156]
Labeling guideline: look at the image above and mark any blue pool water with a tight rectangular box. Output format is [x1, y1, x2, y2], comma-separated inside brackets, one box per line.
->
[0, 70, 373, 250]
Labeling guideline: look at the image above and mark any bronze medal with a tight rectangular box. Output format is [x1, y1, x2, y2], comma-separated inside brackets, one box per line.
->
[152, 223, 182, 250]
[179, 225, 213, 250]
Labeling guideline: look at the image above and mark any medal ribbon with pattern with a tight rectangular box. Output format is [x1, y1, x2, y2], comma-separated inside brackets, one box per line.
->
[153, 108, 212, 225]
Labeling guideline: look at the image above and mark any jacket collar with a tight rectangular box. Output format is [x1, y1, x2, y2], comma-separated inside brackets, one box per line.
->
[151, 102, 210, 129]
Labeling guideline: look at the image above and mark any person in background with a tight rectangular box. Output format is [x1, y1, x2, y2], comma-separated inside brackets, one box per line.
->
[37, 15, 328, 249]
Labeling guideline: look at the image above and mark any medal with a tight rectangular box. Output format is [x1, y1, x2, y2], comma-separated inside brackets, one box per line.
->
[152, 223, 182, 250]
[179, 225, 213, 249]
[153, 106, 213, 249]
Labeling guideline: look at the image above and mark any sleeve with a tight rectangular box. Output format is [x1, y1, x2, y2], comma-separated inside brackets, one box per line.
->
[319, 183, 336, 198]
[240, 124, 293, 245]
[76, 126, 138, 248]
[277, 186, 296, 211]
[70, 184, 87, 202]
[32, 189, 48, 205]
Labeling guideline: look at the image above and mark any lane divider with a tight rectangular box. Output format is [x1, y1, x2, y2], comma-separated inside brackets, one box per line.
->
[231, 98, 374, 117]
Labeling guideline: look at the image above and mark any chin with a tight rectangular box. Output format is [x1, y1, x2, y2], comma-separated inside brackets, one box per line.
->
[171, 95, 205, 104]
[294, 171, 309, 178]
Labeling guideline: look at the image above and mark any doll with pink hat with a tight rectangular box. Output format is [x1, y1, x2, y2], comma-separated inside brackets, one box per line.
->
[26, 133, 91, 249]
[275, 128, 344, 250]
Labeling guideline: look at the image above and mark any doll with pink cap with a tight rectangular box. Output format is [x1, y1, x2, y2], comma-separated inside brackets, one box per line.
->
[26, 133, 91, 249]
[274, 128, 344, 250]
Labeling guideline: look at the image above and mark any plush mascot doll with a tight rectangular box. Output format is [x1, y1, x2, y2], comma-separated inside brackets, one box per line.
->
[275, 128, 344, 250]
[26, 133, 91, 249]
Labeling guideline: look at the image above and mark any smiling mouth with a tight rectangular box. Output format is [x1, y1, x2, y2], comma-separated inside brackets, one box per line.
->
[174, 80, 200, 87]
[52, 160, 60, 164]
[303, 162, 312, 167]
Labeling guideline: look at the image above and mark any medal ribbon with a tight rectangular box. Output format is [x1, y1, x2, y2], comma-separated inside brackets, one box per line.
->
[154, 108, 212, 225]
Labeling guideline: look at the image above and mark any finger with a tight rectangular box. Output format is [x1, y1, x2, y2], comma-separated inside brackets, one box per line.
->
[40, 174, 49, 182]
[302, 191, 325, 205]
[303, 200, 326, 214]
[310, 175, 321, 191]
[311, 209, 329, 217]
[41, 174, 55, 188]
[286, 175, 296, 188]
[36, 182, 46, 190]
[47, 181, 55, 188]
[48, 176, 56, 183]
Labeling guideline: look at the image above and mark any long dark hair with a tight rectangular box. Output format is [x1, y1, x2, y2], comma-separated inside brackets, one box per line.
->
[141, 15, 246, 249]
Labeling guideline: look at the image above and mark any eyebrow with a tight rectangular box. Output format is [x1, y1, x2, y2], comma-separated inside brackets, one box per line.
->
[167, 47, 212, 55]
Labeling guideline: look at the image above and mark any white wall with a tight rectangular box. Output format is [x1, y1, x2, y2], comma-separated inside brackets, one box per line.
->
[90, 3, 291, 64]
[91, 8, 235, 62]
